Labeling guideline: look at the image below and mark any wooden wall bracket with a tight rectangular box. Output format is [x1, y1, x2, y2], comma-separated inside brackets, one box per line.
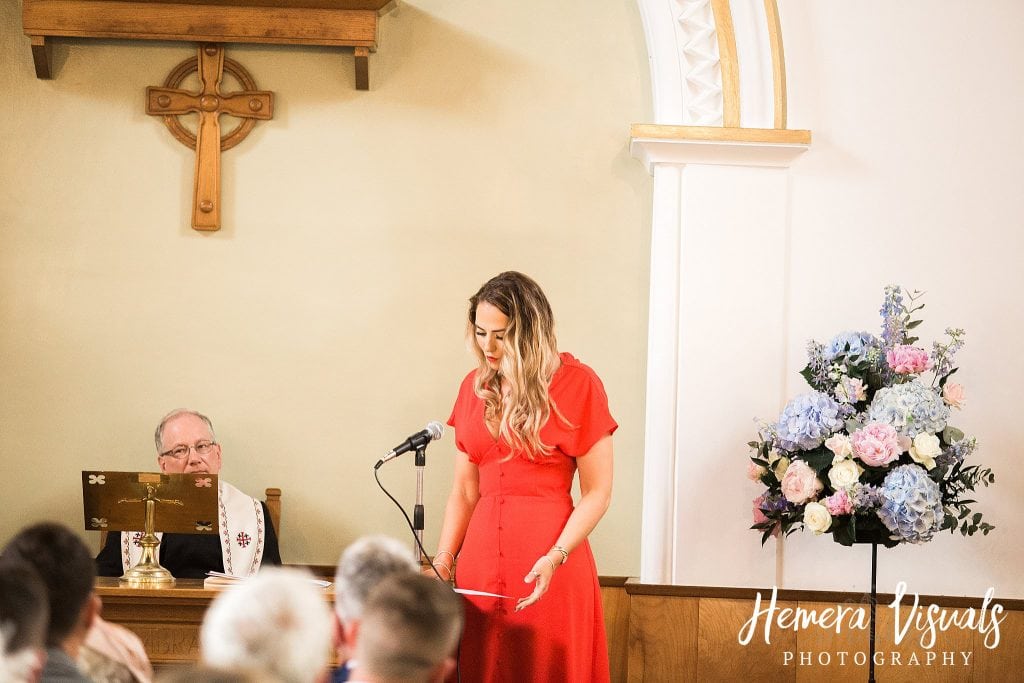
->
[22, 0, 397, 89]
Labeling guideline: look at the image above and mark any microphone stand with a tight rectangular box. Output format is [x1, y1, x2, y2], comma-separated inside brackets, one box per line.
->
[413, 444, 426, 563]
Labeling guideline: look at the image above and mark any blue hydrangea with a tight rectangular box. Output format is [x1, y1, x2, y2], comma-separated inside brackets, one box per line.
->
[852, 483, 884, 510]
[824, 330, 881, 361]
[867, 382, 949, 438]
[775, 392, 844, 452]
[877, 465, 944, 543]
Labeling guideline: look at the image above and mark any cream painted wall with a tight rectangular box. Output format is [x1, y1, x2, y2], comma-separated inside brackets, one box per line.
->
[767, 1, 1024, 596]
[634, 1, 1023, 599]
[0, 2, 651, 575]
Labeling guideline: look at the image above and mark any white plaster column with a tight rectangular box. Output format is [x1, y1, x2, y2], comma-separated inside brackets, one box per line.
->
[634, 0, 809, 584]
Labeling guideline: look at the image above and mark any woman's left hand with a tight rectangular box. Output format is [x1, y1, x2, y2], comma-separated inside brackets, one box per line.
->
[515, 554, 558, 612]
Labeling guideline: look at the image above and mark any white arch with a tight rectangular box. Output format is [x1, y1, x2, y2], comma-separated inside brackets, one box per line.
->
[633, 0, 808, 584]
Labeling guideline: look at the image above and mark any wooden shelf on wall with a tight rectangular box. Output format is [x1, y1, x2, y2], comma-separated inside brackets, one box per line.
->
[22, 0, 397, 88]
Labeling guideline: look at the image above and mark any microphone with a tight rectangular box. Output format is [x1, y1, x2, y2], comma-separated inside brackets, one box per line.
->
[374, 421, 445, 469]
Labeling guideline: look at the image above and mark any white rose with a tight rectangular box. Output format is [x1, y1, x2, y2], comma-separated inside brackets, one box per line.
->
[825, 434, 854, 462]
[909, 433, 942, 470]
[773, 456, 790, 480]
[828, 459, 864, 490]
[803, 502, 832, 535]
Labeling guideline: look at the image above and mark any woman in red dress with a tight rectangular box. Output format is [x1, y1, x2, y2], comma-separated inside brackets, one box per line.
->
[430, 271, 616, 682]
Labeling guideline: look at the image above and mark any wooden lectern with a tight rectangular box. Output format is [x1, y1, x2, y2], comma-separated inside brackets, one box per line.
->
[82, 471, 219, 587]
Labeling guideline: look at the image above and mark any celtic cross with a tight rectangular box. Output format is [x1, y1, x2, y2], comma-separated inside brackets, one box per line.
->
[146, 44, 273, 231]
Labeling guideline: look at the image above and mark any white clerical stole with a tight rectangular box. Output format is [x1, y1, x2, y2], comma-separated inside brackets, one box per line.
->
[119, 480, 267, 577]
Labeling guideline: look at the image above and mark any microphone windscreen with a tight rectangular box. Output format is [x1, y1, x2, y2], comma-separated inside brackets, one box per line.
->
[426, 421, 444, 441]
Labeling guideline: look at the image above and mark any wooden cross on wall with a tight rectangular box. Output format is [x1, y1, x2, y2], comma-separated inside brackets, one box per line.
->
[146, 44, 273, 231]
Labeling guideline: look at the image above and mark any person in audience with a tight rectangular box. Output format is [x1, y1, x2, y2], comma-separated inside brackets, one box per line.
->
[80, 614, 154, 683]
[200, 567, 332, 683]
[347, 573, 463, 683]
[96, 409, 282, 579]
[0, 561, 49, 682]
[331, 535, 419, 682]
[0, 523, 99, 683]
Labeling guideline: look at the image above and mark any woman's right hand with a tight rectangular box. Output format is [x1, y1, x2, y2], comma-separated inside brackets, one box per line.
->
[423, 562, 452, 582]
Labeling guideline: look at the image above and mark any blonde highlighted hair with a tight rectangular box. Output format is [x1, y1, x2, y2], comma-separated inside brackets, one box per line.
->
[467, 271, 566, 458]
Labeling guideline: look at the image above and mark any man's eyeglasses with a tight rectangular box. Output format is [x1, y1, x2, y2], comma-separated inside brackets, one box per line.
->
[159, 441, 218, 460]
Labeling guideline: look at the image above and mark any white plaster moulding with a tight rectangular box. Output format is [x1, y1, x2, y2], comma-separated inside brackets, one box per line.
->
[631, 133, 809, 171]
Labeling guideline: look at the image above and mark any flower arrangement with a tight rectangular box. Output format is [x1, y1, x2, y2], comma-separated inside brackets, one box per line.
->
[748, 286, 995, 547]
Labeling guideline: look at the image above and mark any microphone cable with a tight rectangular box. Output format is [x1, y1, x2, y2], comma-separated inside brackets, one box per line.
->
[373, 464, 463, 683]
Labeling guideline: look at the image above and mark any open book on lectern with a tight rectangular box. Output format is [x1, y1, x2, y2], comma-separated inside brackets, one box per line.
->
[81, 471, 220, 535]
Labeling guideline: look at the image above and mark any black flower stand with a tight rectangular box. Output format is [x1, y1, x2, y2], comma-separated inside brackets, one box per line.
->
[869, 540, 878, 683]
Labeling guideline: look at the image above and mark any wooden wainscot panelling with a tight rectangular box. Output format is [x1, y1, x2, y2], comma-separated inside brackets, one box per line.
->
[699, 597, 797, 683]
[627, 594, 699, 683]
[95, 575, 1024, 681]
[973, 608, 1023, 681]
[616, 583, 1024, 682]
[869, 597, 973, 683]
[793, 601, 870, 683]
[600, 578, 630, 683]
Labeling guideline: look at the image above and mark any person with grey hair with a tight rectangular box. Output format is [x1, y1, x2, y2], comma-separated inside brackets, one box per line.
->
[96, 409, 281, 579]
[331, 536, 418, 683]
[200, 567, 333, 683]
[348, 573, 463, 683]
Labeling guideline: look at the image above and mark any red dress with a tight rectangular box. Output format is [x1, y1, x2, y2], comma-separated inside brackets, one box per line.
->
[448, 352, 617, 682]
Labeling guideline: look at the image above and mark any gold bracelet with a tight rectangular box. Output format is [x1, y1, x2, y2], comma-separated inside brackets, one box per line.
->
[551, 545, 569, 565]
[433, 550, 455, 565]
[431, 561, 452, 576]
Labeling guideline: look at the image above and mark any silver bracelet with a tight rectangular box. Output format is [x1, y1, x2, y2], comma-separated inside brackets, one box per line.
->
[433, 550, 455, 565]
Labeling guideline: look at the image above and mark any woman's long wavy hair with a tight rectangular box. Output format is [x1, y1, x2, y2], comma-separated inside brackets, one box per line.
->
[467, 271, 565, 458]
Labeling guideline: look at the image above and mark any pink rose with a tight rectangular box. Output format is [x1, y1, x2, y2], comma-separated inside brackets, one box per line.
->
[943, 382, 965, 409]
[780, 460, 824, 504]
[886, 345, 933, 374]
[824, 489, 853, 516]
[752, 493, 780, 537]
[747, 460, 767, 482]
[851, 423, 903, 467]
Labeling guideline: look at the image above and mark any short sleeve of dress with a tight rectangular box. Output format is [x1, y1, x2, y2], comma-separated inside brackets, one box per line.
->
[447, 370, 480, 462]
[550, 360, 618, 457]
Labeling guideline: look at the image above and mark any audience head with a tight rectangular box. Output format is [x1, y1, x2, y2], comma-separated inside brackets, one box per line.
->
[201, 567, 332, 683]
[334, 535, 418, 626]
[353, 573, 463, 683]
[0, 522, 97, 650]
[155, 409, 223, 475]
[0, 561, 49, 682]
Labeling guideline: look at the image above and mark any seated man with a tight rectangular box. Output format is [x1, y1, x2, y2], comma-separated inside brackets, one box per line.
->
[348, 573, 463, 683]
[200, 567, 333, 683]
[0, 523, 100, 683]
[96, 409, 281, 579]
[332, 535, 419, 682]
[0, 560, 49, 682]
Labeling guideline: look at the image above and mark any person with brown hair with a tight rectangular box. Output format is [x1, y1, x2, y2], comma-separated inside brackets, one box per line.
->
[349, 573, 462, 683]
[0, 523, 99, 683]
[429, 271, 617, 681]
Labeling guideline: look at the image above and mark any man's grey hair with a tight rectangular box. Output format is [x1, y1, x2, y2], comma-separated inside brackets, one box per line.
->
[355, 573, 463, 682]
[154, 409, 216, 452]
[334, 535, 418, 624]
[201, 567, 332, 683]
